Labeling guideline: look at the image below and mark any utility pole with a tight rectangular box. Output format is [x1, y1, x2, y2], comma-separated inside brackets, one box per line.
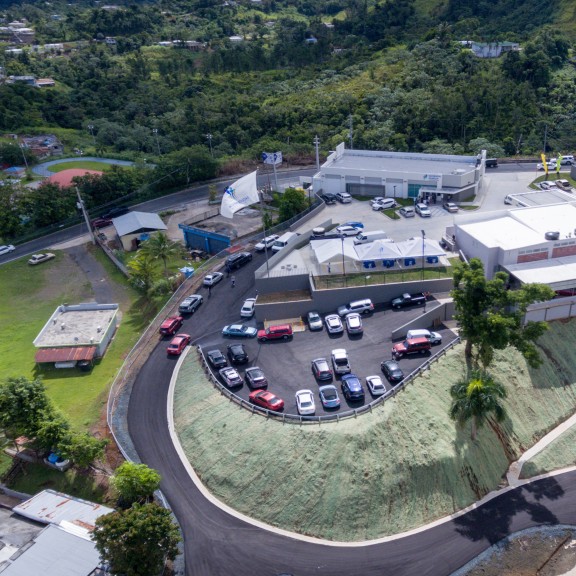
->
[543, 125, 548, 156]
[76, 187, 96, 245]
[19, 144, 29, 171]
[348, 114, 354, 149]
[152, 128, 161, 156]
[259, 189, 270, 278]
[87, 124, 96, 146]
[206, 133, 213, 157]
[313, 135, 320, 171]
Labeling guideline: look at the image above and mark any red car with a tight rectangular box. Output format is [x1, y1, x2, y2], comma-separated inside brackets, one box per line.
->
[91, 217, 113, 229]
[249, 390, 285, 412]
[159, 315, 184, 336]
[167, 333, 191, 355]
[257, 324, 293, 342]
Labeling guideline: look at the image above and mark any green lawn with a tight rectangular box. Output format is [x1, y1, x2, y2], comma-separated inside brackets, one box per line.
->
[0, 248, 149, 430]
[47, 161, 115, 173]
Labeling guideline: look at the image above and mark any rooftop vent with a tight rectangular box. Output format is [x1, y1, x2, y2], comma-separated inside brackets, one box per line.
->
[61, 323, 65, 330]
[97, 326, 102, 333]
[545, 231, 560, 241]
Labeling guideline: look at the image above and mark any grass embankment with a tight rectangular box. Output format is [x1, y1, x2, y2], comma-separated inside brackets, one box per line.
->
[47, 161, 115, 173]
[174, 319, 576, 541]
[521, 427, 576, 478]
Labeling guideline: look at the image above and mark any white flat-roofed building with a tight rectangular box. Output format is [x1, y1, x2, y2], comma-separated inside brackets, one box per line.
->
[455, 203, 576, 289]
[33, 303, 118, 367]
[312, 142, 485, 201]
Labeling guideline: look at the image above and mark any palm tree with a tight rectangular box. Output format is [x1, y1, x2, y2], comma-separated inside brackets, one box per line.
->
[449, 370, 507, 441]
[127, 251, 158, 292]
[139, 232, 181, 276]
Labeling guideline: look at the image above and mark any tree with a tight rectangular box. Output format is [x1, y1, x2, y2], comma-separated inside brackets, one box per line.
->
[139, 232, 181, 276]
[111, 462, 161, 505]
[277, 187, 308, 222]
[127, 251, 159, 292]
[59, 433, 107, 469]
[0, 377, 53, 440]
[449, 370, 507, 441]
[452, 258, 554, 369]
[33, 411, 71, 452]
[92, 503, 180, 576]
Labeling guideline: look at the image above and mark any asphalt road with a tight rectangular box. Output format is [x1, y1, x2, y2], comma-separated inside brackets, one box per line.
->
[128, 249, 576, 576]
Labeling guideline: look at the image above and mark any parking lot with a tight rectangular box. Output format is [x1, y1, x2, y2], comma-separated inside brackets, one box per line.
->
[198, 301, 458, 416]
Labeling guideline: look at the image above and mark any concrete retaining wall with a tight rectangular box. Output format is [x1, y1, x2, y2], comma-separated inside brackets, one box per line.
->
[391, 299, 455, 340]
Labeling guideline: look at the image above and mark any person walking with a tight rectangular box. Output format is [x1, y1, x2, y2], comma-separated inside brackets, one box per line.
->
[231, 276, 236, 288]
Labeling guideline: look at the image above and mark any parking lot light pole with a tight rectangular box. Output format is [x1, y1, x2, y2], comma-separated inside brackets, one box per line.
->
[421, 229, 425, 280]
[259, 190, 270, 278]
[341, 236, 346, 280]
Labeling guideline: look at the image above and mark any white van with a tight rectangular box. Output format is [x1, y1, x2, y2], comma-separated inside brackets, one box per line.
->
[353, 230, 388, 245]
[406, 328, 442, 345]
[271, 231, 299, 253]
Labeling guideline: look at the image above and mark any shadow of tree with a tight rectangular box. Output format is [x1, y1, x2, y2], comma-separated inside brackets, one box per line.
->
[453, 476, 563, 545]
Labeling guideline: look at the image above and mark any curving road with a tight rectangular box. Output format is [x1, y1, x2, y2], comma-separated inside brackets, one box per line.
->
[128, 252, 576, 576]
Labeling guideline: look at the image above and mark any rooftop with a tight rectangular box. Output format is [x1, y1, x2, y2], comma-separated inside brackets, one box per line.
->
[113, 211, 167, 236]
[511, 203, 576, 238]
[458, 216, 545, 250]
[506, 255, 576, 289]
[33, 303, 118, 348]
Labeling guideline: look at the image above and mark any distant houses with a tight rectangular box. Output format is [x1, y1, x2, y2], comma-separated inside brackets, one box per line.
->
[459, 40, 520, 58]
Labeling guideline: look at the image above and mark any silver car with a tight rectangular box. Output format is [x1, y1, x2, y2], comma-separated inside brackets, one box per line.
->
[325, 314, 344, 334]
[345, 313, 363, 334]
[307, 311, 323, 331]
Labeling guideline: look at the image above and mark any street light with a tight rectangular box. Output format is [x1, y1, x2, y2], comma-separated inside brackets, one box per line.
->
[421, 229, 426, 280]
[341, 235, 346, 280]
[87, 124, 96, 146]
[205, 133, 213, 157]
[152, 128, 161, 156]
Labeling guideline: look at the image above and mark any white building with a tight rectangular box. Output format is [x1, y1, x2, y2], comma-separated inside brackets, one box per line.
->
[313, 142, 486, 201]
[455, 203, 576, 292]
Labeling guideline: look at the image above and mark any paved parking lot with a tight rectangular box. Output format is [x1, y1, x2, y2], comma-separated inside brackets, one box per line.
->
[199, 301, 458, 416]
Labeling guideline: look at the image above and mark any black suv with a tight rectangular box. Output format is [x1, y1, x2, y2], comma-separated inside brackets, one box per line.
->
[226, 252, 252, 270]
[391, 292, 427, 309]
[227, 343, 248, 364]
[321, 193, 337, 205]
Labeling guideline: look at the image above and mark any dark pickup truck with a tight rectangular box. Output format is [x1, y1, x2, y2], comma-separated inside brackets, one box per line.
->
[391, 292, 427, 309]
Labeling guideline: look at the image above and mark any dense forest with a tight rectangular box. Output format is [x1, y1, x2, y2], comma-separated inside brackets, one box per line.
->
[0, 0, 573, 164]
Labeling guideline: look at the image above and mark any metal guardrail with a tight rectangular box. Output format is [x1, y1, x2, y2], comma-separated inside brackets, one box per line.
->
[197, 336, 462, 424]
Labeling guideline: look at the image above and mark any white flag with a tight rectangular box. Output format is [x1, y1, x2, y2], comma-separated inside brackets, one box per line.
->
[220, 171, 259, 219]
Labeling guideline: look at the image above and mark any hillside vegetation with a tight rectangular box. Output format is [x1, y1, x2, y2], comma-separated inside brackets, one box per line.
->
[174, 319, 576, 540]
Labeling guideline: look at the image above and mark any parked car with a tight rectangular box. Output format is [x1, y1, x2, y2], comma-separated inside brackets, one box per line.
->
[325, 314, 344, 334]
[371, 198, 396, 211]
[343, 221, 364, 229]
[226, 251, 252, 270]
[318, 384, 341, 409]
[556, 179, 573, 192]
[219, 366, 243, 387]
[311, 358, 333, 381]
[179, 294, 203, 314]
[335, 192, 352, 203]
[203, 272, 224, 287]
[391, 292, 427, 309]
[331, 348, 351, 375]
[366, 375, 387, 396]
[392, 337, 431, 359]
[321, 192, 337, 205]
[307, 311, 323, 331]
[255, 234, 280, 251]
[159, 315, 184, 336]
[341, 374, 365, 402]
[240, 298, 257, 318]
[539, 181, 558, 190]
[337, 298, 374, 317]
[227, 343, 249, 364]
[249, 389, 285, 411]
[222, 324, 258, 338]
[399, 206, 415, 218]
[206, 349, 227, 369]
[295, 389, 316, 415]
[336, 225, 361, 237]
[406, 328, 442, 345]
[443, 201, 459, 213]
[167, 333, 191, 355]
[537, 160, 559, 171]
[245, 366, 268, 389]
[0, 245, 15, 256]
[257, 324, 293, 342]
[91, 217, 112, 229]
[415, 203, 431, 217]
[345, 313, 363, 334]
[380, 360, 404, 383]
[28, 253, 55, 266]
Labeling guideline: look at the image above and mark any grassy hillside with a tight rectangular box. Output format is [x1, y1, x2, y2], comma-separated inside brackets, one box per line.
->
[174, 319, 576, 540]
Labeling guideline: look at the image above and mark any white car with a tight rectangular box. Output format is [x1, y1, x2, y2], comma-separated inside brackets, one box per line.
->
[539, 181, 558, 190]
[203, 272, 224, 286]
[28, 253, 55, 265]
[255, 234, 279, 251]
[0, 244, 15, 256]
[336, 225, 360, 237]
[366, 375, 386, 396]
[331, 348, 351, 375]
[415, 203, 431, 217]
[240, 298, 256, 318]
[295, 389, 316, 415]
[345, 313, 363, 334]
[307, 311, 323, 331]
[399, 206, 415, 218]
[371, 198, 396, 211]
[325, 314, 344, 334]
[537, 160, 559, 171]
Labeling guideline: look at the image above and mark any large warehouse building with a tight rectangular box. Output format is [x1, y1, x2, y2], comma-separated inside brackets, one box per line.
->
[312, 143, 486, 201]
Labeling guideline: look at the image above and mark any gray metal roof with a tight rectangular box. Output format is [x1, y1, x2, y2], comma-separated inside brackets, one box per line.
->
[13, 489, 113, 531]
[0, 524, 101, 576]
[113, 211, 167, 237]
